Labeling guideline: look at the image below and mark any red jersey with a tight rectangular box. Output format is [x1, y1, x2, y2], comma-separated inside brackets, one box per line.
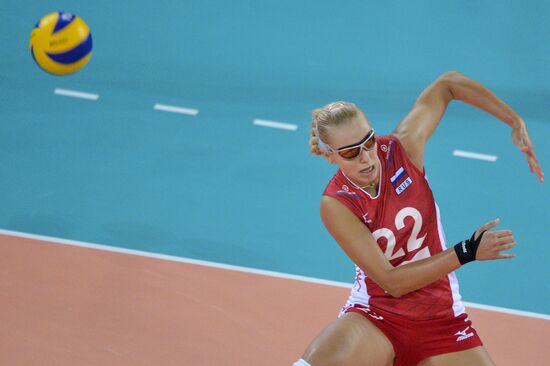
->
[323, 135, 465, 320]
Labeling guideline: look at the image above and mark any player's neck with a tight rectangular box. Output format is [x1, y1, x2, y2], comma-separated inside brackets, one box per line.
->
[361, 182, 379, 196]
[341, 169, 381, 197]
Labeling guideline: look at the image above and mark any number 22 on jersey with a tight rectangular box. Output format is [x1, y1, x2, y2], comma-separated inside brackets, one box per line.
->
[372, 207, 431, 263]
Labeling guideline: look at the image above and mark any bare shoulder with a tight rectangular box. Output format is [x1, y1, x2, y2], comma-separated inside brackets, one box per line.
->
[320, 196, 363, 233]
[320, 195, 352, 220]
[320, 196, 376, 250]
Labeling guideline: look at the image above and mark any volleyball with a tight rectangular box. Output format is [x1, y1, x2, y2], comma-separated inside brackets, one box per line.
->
[29, 12, 93, 75]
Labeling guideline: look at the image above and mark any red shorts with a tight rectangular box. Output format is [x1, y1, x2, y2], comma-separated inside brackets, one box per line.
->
[344, 304, 483, 366]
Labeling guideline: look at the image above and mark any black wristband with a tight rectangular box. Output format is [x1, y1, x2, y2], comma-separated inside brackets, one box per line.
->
[454, 230, 485, 265]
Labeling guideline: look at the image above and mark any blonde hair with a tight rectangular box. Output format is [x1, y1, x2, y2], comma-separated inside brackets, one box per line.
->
[309, 101, 364, 156]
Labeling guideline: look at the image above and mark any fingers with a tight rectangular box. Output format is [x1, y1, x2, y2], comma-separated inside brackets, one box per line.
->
[499, 241, 516, 250]
[523, 140, 544, 182]
[477, 218, 500, 235]
[526, 155, 545, 182]
[527, 157, 544, 182]
[496, 236, 514, 246]
[484, 229, 516, 246]
[497, 237, 517, 260]
[495, 236, 515, 247]
[475, 224, 518, 261]
[513, 124, 544, 182]
[477, 242, 517, 260]
[492, 229, 512, 237]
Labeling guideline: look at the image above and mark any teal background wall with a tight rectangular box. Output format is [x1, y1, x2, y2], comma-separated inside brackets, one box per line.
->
[1, 1, 548, 313]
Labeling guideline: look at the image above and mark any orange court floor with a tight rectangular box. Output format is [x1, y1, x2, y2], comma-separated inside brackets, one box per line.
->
[0, 232, 548, 366]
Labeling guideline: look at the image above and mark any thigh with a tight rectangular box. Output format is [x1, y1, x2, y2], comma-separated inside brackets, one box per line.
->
[301, 312, 395, 366]
[418, 346, 495, 366]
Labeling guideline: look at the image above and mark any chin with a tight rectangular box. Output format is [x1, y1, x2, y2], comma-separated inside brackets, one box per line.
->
[357, 164, 378, 185]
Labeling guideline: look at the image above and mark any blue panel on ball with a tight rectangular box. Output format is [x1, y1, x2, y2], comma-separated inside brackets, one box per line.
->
[46, 34, 92, 64]
[52, 12, 76, 34]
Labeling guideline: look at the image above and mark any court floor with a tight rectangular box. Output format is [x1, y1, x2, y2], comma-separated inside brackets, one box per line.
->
[1, 231, 548, 365]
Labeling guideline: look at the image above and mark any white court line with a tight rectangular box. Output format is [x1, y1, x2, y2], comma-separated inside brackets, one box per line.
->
[154, 103, 199, 116]
[0, 228, 548, 320]
[253, 119, 298, 131]
[54, 88, 99, 101]
[453, 149, 497, 162]
[461, 301, 550, 320]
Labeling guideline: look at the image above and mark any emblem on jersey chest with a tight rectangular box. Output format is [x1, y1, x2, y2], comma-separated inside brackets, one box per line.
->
[335, 184, 361, 198]
[390, 166, 413, 195]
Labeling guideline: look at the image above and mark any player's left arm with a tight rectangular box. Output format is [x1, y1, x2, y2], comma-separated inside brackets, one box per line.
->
[392, 71, 544, 182]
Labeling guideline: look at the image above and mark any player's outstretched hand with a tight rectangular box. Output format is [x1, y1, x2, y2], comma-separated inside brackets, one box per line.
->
[474, 218, 516, 260]
[512, 119, 544, 182]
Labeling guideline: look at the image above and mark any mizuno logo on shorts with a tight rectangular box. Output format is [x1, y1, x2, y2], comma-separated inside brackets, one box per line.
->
[455, 326, 474, 342]
[461, 241, 467, 253]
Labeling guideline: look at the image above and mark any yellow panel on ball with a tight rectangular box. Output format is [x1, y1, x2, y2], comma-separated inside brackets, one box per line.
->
[29, 12, 93, 75]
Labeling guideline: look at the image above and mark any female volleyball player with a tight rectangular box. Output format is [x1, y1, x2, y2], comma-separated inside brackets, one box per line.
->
[293, 71, 544, 366]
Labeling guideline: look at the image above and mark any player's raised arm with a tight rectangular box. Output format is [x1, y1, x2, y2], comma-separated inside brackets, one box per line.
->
[393, 71, 544, 182]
